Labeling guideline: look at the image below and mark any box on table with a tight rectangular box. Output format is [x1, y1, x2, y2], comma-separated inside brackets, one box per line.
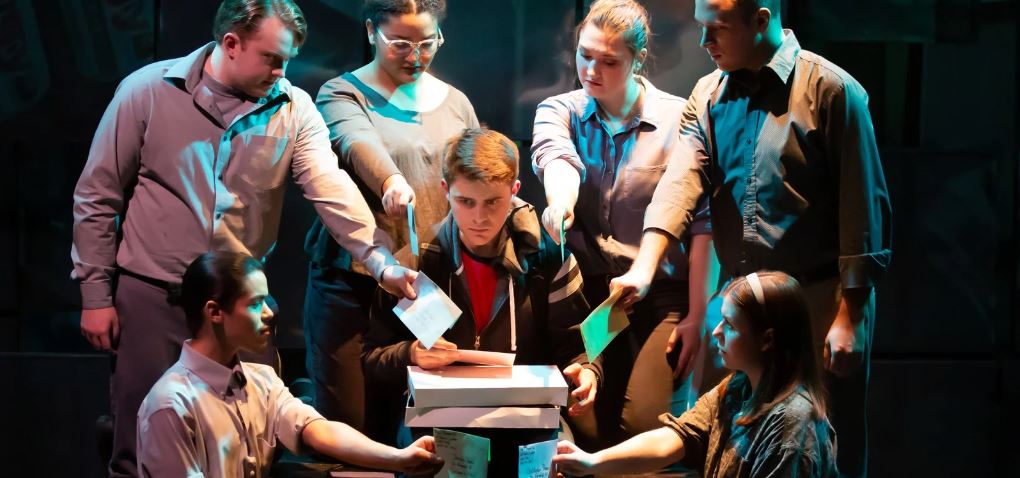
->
[406, 365, 568, 408]
[404, 396, 561, 429]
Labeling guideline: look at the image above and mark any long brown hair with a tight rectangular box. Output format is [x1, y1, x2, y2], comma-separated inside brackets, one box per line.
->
[720, 271, 826, 425]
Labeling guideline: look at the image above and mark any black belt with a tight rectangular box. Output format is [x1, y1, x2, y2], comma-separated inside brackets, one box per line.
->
[119, 269, 183, 304]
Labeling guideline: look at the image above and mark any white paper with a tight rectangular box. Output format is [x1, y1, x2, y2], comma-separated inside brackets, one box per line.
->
[434, 428, 489, 478]
[456, 350, 516, 366]
[518, 439, 557, 478]
[393, 272, 462, 349]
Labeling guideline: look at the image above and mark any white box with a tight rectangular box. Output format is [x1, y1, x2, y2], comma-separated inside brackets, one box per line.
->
[404, 399, 561, 429]
[407, 365, 568, 408]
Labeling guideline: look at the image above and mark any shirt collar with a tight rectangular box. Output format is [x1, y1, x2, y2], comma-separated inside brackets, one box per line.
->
[164, 42, 290, 102]
[580, 76, 663, 130]
[179, 340, 247, 399]
[763, 29, 800, 84]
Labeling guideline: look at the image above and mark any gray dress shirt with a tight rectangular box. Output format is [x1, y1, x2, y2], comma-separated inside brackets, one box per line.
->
[71, 43, 397, 308]
[305, 72, 479, 271]
[531, 77, 710, 280]
[137, 341, 324, 478]
[648, 31, 891, 287]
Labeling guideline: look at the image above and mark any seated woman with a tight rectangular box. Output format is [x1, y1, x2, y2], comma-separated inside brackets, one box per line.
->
[552, 271, 838, 477]
[363, 128, 601, 475]
[136, 251, 443, 478]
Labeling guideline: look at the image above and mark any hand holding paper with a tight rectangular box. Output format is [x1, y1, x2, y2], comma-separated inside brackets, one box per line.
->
[394, 272, 462, 349]
[411, 337, 460, 369]
[579, 288, 630, 361]
[518, 439, 557, 478]
[434, 428, 490, 478]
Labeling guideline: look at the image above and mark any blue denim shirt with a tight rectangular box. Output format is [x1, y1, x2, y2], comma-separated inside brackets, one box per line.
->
[532, 77, 710, 279]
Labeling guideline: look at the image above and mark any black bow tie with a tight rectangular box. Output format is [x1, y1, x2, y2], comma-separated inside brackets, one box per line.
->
[226, 369, 248, 396]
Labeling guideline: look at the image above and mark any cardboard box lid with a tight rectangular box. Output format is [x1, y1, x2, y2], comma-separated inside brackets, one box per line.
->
[407, 365, 568, 407]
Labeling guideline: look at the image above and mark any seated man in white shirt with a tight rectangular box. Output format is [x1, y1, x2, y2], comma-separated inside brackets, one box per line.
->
[136, 251, 442, 478]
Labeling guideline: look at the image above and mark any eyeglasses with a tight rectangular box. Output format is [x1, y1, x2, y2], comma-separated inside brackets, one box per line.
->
[376, 28, 444, 57]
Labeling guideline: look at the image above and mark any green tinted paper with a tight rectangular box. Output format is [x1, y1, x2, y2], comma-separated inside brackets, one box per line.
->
[579, 288, 629, 360]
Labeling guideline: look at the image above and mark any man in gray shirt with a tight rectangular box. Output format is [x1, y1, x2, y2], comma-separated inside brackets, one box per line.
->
[612, 1, 891, 476]
[137, 251, 441, 478]
[72, 1, 417, 476]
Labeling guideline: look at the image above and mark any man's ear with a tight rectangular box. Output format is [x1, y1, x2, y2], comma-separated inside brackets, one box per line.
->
[756, 7, 772, 34]
[205, 300, 224, 325]
[222, 32, 242, 59]
[441, 179, 450, 195]
[511, 179, 521, 196]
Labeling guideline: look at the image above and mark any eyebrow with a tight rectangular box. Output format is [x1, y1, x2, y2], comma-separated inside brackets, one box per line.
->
[576, 45, 619, 59]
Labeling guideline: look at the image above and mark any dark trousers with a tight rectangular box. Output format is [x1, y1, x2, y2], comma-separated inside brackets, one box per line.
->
[701, 276, 874, 478]
[109, 274, 278, 478]
[569, 276, 694, 451]
[108, 274, 191, 478]
[303, 264, 378, 437]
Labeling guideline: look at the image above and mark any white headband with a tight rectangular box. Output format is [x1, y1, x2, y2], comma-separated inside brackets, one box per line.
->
[746, 272, 766, 310]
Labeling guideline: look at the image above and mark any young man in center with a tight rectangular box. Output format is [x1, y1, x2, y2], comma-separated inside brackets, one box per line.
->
[363, 127, 602, 472]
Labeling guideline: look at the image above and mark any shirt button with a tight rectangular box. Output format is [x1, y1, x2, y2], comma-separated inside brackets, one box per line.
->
[216, 213, 223, 219]
[746, 177, 753, 184]
[217, 174, 223, 180]
[746, 139, 752, 145]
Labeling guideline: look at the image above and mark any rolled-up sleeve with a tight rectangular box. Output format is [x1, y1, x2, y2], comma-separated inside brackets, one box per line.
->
[289, 88, 397, 279]
[71, 74, 148, 309]
[644, 80, 713, 241]
[531, 96, 586, 182]
[826, 80, 892, 289]
[660, 382, 719, 469]
[266, 370, 325, 455]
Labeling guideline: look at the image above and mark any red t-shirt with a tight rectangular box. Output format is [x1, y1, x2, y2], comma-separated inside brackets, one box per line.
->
[460, 250, 500, 334]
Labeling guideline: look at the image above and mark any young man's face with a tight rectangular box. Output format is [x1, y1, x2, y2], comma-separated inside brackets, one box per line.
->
[224, 15, 298, 97]
[443, 177, 521, 255]
[220, 270, 274, 353]
[695, 0, 763, 72]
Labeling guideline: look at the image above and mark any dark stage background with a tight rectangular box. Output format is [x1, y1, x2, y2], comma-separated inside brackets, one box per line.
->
[1, 0, 1018, 476]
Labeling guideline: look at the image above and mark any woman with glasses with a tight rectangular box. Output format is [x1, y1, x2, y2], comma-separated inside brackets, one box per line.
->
[303, 0, 478, 444]
[531, 0, 717, 451]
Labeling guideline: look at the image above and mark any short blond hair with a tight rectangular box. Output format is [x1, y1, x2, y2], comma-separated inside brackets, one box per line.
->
[442, 128, 519, 185]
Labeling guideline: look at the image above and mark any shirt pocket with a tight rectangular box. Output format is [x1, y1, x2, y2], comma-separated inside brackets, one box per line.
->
[619, 164, 667, 212]
[234, 134, 290, 190]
